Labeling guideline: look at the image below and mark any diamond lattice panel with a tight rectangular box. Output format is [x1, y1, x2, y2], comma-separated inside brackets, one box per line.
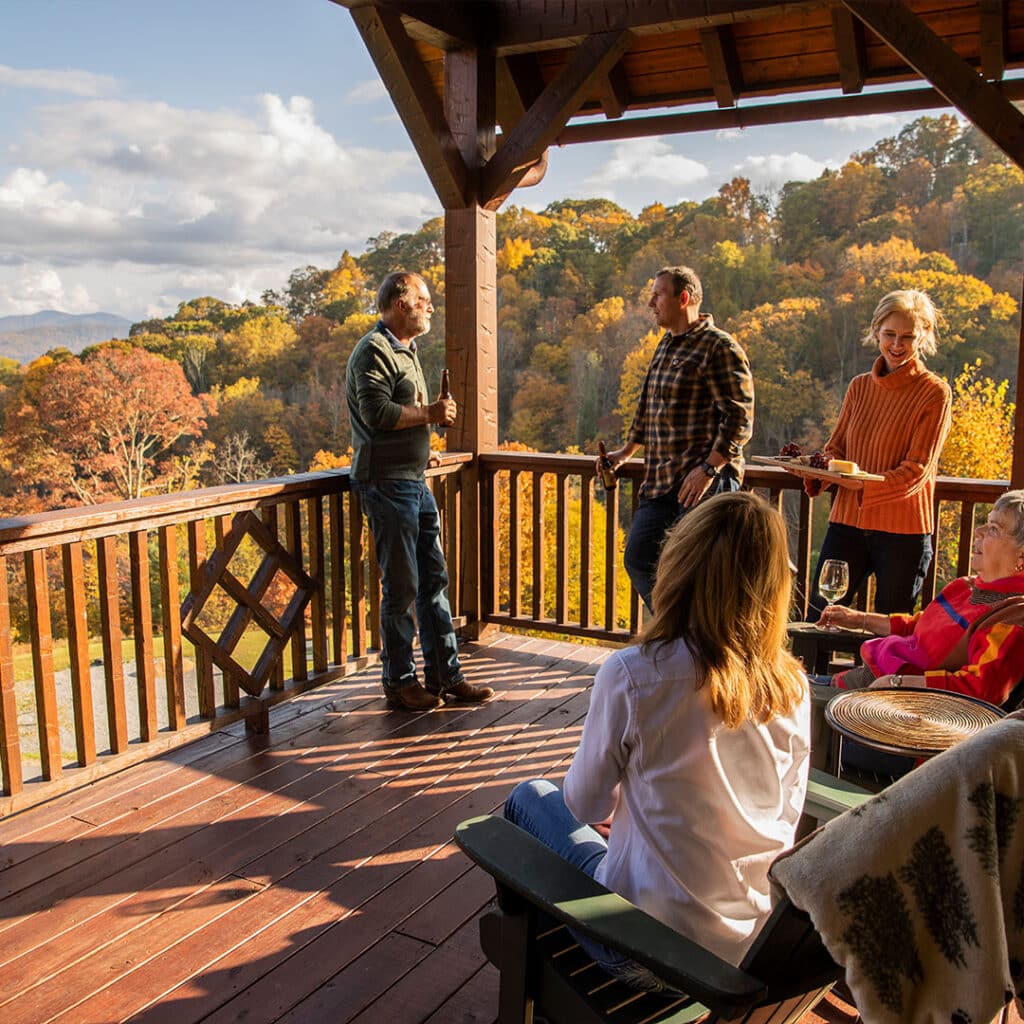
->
[181, 510, 315, 697]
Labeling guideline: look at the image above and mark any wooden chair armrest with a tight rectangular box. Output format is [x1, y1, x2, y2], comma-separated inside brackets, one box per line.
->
[455, 814, 766, 1014]
[805, 767, 873, 822]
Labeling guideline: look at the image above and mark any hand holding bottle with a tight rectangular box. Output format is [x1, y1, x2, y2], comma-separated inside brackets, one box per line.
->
[596, 441, 617, 491]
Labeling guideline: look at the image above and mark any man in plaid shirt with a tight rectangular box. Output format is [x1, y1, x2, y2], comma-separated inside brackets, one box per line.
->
[602, 266, 754, 609]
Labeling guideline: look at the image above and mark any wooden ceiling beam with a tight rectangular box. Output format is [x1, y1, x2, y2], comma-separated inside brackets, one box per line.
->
[841, 0, 1024, 168]
[699, 25, 742, 108]
[331, 0, 479, 49]
[480, 29, 632, 207]
[554, 78, 1024, 146]
[831, 5, 866, 95]
[381, 2, 480, 46]
[349, 4, 470, 209]
[489, 0, 817, 54]
[980, 0, 1007, 82]
[599, 60, 630, 120]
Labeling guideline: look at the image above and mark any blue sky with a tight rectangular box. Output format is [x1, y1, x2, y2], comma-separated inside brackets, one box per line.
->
[0, 0, 942, 321]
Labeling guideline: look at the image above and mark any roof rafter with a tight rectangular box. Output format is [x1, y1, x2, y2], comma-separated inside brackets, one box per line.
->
[700, 25, 743, 108]
[349, 3, 470, 208]
[480, 29, 633, 208]
[831, 5, 866, 95]
[841, 0, 1024, 167]
[599, 60, 631, 120]
[980, 0, 1007, 82]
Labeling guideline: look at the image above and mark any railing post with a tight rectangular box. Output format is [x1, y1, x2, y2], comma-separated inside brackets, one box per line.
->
[0, 556, 23, 796]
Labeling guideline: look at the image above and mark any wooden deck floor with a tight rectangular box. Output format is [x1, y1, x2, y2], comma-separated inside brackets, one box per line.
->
[0, 630, 870, 1024]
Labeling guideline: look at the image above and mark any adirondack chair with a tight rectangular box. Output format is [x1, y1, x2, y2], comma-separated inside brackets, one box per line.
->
[455, 768, 871, 1024]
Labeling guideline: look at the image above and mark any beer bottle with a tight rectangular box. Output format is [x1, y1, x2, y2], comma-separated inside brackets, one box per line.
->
[597, 440, 617, 491]
[437, 369, 451, 438]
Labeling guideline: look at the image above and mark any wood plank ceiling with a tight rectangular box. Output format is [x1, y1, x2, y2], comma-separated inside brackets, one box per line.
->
[334, 0, 1024, 210]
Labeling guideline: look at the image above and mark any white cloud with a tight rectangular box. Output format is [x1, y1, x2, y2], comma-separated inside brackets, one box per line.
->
[732, 152, 831, 190]
[827, 113, 905, 134]
[0, 64, 117, 97]
[1, 93, 437, 269]
[585, 138, 708, 188]
[0, 266, 94, 315]
[716, 128, 743, 142]
[344, 79, 388, 103]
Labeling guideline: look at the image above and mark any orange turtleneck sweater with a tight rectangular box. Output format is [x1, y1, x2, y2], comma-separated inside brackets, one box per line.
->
[823, 355, 951, 534]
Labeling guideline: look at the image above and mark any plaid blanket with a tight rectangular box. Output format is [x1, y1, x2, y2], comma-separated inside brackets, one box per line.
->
[771, 712, 1024, 1024]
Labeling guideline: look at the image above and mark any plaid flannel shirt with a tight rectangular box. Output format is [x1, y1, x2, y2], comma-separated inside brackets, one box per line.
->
[627, 314, 754, 499]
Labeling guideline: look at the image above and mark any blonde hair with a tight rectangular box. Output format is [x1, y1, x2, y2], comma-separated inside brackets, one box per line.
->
[861, 289, 940, 358]
[639, 491, 806, 728]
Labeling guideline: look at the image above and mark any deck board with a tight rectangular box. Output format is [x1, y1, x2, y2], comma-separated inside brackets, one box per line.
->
[0, 633, 601, 1023]
[0, 630, 1013, 1024]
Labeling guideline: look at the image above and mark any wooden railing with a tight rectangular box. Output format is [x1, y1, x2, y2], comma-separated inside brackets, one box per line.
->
[478, 451, 1009, 642]
[0, 447, 1006, 815]
[0, 457, 468, 813]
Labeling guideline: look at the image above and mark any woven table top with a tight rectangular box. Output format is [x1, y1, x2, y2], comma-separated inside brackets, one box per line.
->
[824, 687, 1004, 758]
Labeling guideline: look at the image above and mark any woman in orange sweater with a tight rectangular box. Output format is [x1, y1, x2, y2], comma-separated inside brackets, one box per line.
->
[805, 290, 951, 618]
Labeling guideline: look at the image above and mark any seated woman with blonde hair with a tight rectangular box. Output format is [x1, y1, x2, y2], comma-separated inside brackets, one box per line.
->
[504, 491, 810, 991]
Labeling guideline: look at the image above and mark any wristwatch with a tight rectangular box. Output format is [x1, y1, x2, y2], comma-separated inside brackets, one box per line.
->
[701, 460, 720, 478]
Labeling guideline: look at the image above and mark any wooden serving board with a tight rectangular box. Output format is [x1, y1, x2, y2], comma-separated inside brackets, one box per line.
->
[751, 455, 885, 482]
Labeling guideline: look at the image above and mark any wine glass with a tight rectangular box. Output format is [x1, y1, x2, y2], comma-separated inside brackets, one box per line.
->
[819, 559, 850, 632]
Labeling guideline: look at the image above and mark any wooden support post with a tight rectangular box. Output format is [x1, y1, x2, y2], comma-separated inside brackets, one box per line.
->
[445, 46, 499, 640]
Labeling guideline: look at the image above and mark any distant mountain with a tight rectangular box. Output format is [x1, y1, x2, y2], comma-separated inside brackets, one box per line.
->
[0, 310, 134, 364]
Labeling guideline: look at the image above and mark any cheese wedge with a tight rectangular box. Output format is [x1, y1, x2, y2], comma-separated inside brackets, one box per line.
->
[828, 458, 859, 474]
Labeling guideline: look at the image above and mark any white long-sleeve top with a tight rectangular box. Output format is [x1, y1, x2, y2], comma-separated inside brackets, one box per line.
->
[564, 638, 810, 965]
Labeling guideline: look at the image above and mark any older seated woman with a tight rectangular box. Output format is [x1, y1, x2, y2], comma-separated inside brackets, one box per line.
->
[819, 488, 1024, 705]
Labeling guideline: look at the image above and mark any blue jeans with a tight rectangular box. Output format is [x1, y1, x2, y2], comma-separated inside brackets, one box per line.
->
[353, 479, 464, 694]
[504, 779, 681, 994]
[624, 470, 740, 610]
[807, 523, 932, 621]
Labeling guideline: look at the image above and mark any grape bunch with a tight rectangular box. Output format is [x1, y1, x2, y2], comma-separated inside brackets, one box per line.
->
[779, 442, 801, 458]
[809, 450, 829, 469]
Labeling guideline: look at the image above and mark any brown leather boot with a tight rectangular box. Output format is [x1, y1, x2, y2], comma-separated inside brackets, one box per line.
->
[385, 684, 441, 711]
[438, 680, 494, 704]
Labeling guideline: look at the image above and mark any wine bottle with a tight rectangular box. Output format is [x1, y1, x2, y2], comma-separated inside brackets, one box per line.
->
[597, 440, 617, 491]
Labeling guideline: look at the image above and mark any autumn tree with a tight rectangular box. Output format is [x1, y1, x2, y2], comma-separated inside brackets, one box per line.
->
[940, 361, 1014, 481]
[933, 361, 1015, 584]
[731, 298, 834, 452]
[2, 347, 209, 505]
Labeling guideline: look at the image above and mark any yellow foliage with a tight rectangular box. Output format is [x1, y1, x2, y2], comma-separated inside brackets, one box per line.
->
[223, 314, 298, 369]
[307, 449, 351, 471]
[323, 251, 368, 304]
[616, 329, 661, 427]
[214, 376, 262, 402]
[939, 361, 1013, 480]
[498, 236, 535, 273]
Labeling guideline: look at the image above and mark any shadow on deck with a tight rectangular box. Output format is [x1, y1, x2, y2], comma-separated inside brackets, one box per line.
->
[0, 631, 873, 1023]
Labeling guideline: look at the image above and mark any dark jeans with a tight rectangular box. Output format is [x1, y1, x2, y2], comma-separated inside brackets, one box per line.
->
[807, 522, 932, 621]
[353, 479, 463, 694]
[624, 469, 740, 610]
